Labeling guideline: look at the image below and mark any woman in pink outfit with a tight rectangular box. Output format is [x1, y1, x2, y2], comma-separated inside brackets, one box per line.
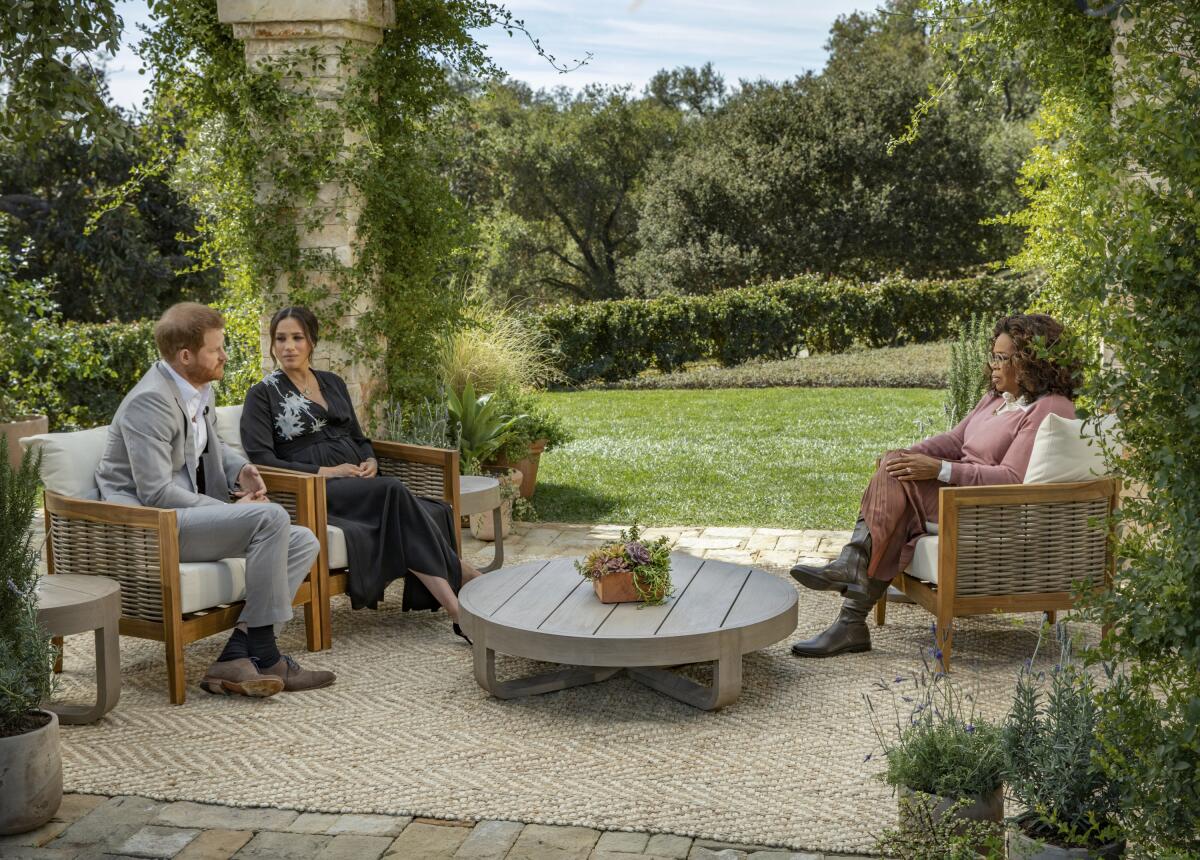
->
[789, 313, 1080, 658]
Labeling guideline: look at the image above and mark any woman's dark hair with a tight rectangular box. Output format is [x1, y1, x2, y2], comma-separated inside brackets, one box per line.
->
[268, 306, 319, 365]
[990, 313, 1079, 399]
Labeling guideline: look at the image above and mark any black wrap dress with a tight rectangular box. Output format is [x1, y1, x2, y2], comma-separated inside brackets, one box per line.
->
[240, 369, 462, 611]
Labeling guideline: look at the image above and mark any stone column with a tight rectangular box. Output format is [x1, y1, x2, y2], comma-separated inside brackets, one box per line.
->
[216, 0, 394, 412]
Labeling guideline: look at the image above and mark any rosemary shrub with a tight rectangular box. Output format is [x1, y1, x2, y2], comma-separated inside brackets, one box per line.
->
[0, 439, 54, 736]
[1003, 641, 1122, 850]
[942, 314, 992, 428]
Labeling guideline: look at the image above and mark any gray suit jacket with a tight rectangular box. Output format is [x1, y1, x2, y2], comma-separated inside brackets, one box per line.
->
[96, 362, 248, 508]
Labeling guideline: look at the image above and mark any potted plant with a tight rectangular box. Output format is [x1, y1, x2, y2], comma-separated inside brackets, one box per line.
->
[866, 634, 1005, 856]
[0, 391, 48, 471]
[487, 387, 572, 499]
[446, 381, 526, 476]
[576, 524, 672, 605]
[1003, 644, 1125, 859]
[0, 438, 60, 834]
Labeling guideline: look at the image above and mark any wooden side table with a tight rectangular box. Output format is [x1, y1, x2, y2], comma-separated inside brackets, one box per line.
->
[459, 475, 505, 572]
[36, 575, 121, 724]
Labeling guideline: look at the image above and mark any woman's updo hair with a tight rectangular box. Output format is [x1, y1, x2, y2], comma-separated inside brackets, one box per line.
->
[268, 306, 320, 365]
[991, 313, 1079, 400]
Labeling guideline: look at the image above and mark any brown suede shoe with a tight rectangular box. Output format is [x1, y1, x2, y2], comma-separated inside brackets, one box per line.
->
[200, 658, 285, 698]
[258, 655, 336, 692]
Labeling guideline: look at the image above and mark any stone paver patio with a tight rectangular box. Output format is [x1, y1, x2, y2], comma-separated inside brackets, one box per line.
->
[11, 520, 868, 860]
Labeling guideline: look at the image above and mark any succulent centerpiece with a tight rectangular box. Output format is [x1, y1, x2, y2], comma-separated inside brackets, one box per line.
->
[575, 524, 672, 606]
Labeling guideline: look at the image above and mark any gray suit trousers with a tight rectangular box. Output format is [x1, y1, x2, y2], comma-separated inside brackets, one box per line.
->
[176, 502, 320, 629]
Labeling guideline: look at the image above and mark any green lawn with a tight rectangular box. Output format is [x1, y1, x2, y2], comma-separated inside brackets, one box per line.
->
[532, 387, 945, 529]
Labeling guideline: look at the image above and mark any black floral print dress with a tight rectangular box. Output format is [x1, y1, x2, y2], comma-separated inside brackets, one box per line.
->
[240, 369, 462, 611]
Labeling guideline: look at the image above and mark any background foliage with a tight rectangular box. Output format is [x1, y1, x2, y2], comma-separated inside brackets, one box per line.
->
[921, 1, 1200, 854]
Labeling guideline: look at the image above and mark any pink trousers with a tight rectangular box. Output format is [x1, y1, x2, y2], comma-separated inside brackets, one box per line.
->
[860, 451, 942, 582]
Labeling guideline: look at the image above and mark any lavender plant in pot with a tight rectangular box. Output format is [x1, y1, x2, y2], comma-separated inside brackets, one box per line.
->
[866, 633, 1005, 857]
[0, 438, 60, 834]
[1003, 645, 1124, 859]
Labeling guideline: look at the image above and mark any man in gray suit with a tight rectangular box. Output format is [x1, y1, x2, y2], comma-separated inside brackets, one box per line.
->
[97, 302, 334, 697]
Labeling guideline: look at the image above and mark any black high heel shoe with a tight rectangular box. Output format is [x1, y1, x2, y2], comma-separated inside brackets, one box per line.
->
[453, 623, 472, 645]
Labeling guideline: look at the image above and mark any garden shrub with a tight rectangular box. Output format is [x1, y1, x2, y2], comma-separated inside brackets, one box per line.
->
[541, 272, 1034, 383]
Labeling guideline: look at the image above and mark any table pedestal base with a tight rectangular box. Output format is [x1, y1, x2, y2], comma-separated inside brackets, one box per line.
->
[472, 642, 743, 711]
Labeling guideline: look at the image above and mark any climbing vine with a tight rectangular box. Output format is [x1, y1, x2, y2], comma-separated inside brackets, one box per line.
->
[138, 0, 526, 414]
[918, 2, 1200, 855]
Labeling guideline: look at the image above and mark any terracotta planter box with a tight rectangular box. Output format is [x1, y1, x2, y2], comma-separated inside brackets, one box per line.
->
[2, 415, 48, 469]
[593, 570, 667, 604]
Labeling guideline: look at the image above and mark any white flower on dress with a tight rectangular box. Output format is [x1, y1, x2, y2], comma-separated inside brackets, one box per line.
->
[266, 373, 323, 441]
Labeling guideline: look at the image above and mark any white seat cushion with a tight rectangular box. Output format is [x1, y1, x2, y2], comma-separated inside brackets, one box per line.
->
[1024, 413, 1115, 484]
[214, 405, 246, 459]
[178, 557, 247, 614]
[327, 524, 348, 569]
[905, 535, 939, 585]
[21, 427, 109, 499]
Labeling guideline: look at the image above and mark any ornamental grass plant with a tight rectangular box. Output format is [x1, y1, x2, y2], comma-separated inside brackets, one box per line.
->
[438, 304, 561, 397]
[0, 438, 54, 737]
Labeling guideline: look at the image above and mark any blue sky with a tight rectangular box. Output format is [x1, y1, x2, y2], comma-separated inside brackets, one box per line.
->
[105, 0, 879, 110]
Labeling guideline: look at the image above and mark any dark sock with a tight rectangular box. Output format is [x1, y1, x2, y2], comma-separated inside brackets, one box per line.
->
[247, 625, 281, 667]
[217, 628, 250, 662]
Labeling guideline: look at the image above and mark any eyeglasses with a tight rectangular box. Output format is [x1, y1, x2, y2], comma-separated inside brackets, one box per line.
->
[988, 353, 1014, 367]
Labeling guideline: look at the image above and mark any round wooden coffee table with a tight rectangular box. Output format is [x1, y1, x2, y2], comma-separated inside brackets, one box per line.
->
[459, 554, 798, 710]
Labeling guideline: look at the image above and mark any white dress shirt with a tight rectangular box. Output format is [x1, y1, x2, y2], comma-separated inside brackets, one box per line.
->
[161, 361, 210, 486]
[937, 392, 1031, 483]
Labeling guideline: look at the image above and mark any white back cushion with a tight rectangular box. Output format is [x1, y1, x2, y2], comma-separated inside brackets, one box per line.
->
[1024, 413, 1115, 484]
[214, 405, 245, 459]
[20, 427, 109, 499]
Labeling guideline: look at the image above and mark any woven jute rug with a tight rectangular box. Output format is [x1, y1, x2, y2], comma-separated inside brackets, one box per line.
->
[54, 563, 1094, 855]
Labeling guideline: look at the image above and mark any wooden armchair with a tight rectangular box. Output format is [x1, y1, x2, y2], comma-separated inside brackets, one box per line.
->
[876, 478, 1120, 670]
[213, 407, 460, 651]
[26, 427, 324, 705]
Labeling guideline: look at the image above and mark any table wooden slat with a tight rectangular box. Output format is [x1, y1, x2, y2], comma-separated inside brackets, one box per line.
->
[658, 561, 752, 635]
[722, 569, 795, 629]
[491, 557, 584, 629]
[465, 560, 549, 618]
[538, 579, 616, 635]
[595, 553, 706, 637]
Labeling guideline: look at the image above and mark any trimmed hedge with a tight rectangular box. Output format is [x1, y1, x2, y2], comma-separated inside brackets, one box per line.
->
[539, 273, 1036, 383]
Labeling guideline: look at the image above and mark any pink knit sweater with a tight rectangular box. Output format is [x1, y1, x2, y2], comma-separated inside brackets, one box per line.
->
[912, 392, 1076, 486]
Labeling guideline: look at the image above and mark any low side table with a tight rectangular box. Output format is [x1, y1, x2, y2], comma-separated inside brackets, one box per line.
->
[459, 475, 505, 572]
[36, 574, 121, 724]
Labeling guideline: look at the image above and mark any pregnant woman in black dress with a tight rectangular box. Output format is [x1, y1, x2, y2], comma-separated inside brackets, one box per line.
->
[239, 307, 483, 641]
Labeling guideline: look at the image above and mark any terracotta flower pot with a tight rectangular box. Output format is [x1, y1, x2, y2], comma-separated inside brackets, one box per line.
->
[0, 710, 62, 835]
[491, 439, 547, 499]
[2, 415, 48, 469]
[593, 570, 667, 604]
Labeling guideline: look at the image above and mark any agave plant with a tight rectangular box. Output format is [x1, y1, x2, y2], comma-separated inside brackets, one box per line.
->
[446, 381, 526, 474]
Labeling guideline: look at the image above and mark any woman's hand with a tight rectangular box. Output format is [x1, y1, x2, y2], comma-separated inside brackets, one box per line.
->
[358, 458, 378, 478]
[319, 463, 362, 478]
[885, 450, 942, 482]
